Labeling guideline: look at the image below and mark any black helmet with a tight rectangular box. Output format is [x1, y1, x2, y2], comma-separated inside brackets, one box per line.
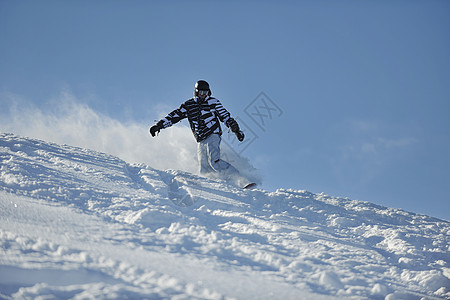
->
[194, 80, 211, 96]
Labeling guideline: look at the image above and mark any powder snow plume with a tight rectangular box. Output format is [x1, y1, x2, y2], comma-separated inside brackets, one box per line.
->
[0, 90, 261, 184]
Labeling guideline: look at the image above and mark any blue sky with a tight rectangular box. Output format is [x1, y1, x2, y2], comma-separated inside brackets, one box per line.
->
[1, 0, 449, 220]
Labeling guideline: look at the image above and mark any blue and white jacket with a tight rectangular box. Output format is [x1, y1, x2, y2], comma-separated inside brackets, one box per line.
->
[159, 96, 238, 142]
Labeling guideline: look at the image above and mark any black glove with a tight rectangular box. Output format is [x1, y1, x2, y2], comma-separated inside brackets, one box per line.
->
[235, 130, 245, 142]
[227, 118, 244, 142]
[228, 118, 240, 133]
[149, 121, 163, 137]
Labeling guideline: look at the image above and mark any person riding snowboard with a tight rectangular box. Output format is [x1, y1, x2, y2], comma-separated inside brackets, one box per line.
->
[149, 80, 254, 188]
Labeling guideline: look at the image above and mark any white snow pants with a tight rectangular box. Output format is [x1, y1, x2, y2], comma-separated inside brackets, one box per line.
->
[197, 134, 247, 186]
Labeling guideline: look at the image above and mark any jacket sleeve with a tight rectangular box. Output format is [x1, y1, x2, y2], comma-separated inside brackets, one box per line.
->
[214, 99, 240, 131]
[213, 99, 232, 124]
[160, 103, 188, 128]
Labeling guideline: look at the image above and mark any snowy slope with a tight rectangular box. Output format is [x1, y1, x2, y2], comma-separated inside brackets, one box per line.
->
[0, 132, 449, 299]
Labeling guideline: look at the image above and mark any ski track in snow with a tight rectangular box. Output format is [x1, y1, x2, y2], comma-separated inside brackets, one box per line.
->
[0, 132, 449, 299]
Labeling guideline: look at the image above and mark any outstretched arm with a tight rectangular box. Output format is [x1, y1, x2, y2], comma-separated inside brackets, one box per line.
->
[149, 103, 188, 137]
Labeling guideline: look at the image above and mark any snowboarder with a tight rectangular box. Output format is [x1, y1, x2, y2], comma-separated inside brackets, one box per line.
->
[149, 80, 254, 188]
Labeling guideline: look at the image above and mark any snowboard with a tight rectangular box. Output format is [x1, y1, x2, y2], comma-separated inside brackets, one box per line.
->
[243, 183, 257, 189]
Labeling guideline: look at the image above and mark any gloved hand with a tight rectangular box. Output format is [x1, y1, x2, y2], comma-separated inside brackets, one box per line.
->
[227, 118, 244, 142]
[149, 121, 163, 137]
[228, 118, 240, 132]
[235, 130, 245, 142]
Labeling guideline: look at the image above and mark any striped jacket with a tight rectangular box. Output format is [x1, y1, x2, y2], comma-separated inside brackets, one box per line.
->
[160, 97, 237, 142]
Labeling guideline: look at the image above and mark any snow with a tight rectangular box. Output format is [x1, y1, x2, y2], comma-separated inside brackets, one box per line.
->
[0, 132, 449, 299]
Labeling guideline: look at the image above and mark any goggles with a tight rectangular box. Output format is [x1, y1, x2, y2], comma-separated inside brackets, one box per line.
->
[197, 89, 209, 96]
